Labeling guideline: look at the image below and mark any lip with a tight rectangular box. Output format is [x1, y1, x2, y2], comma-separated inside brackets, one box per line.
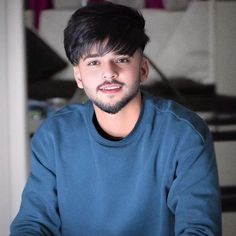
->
[98, 82, 123, 93]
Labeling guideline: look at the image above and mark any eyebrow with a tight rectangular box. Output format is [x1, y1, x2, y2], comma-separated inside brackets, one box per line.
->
[82, 52, 132, 61]
[83, 53, 101, 61]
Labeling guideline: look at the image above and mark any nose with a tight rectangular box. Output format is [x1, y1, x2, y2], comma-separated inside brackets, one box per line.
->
[102, 62, 118, 80]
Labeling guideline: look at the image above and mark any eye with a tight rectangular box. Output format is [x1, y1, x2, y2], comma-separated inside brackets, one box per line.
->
[115, 57, 130, 64]
[87, 60, 100, 66]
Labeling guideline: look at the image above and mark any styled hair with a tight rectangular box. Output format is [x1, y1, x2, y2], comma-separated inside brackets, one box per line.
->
[64, 1, 149, 65]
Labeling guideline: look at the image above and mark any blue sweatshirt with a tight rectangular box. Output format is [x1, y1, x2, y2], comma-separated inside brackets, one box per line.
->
[10, 94, 221, 235]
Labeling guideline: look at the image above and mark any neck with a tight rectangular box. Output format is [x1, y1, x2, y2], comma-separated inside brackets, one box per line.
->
[93, 93, 142, 139]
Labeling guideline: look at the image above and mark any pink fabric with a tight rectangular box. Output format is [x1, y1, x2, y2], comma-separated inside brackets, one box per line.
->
[28, 0, 53, 29]
[88, 0, 104, 3]
[86, 0, 164, 9]
[146, 0, 164, 8]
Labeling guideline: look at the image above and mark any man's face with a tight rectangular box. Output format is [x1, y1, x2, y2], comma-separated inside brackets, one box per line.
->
[73, 45, 149, 114]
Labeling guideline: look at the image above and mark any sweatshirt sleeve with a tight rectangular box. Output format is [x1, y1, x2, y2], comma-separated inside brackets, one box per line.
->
[167, 124, 222, 236]
[10, 122, 61, 236]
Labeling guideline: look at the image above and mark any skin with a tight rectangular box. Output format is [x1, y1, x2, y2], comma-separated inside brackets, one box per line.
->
[73, 45, 149, 139]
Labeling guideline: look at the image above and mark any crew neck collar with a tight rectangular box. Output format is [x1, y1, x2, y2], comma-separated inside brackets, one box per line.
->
[87, 92, 152, 146]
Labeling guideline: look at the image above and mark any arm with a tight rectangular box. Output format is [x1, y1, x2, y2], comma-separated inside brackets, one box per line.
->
[10, 122, 61, 236]
[167, 127, 222, 236]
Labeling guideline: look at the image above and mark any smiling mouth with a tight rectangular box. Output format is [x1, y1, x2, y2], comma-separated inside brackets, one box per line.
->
[98, 82, 123, 93]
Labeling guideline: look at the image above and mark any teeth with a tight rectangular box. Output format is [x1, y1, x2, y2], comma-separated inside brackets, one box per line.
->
[100, 84, 121, 90]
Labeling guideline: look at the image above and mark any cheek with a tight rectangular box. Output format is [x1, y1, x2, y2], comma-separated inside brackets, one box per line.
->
[80, 74, 100, 92]
[80, 69, 100, 82]
[125, 67, 142, 81]
[82, 78, 97, 90]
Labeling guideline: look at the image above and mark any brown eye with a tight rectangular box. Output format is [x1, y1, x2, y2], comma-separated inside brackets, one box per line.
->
[116, 58, 130, 63]
[88, 61, 100, 66]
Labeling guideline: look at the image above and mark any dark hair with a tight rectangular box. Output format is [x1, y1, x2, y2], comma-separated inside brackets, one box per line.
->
[64, 1, 149, 65]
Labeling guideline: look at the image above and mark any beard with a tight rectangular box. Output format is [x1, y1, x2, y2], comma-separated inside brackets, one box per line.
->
[93, 90, 139, 114]
[91, 80, 140, 114]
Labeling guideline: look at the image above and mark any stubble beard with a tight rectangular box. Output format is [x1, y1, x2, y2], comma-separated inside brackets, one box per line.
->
[92, 83, 140, 114]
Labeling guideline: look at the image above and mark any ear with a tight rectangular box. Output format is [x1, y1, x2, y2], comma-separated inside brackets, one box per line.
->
[140, 57, 149, 83]
[73, 66, 84, 89]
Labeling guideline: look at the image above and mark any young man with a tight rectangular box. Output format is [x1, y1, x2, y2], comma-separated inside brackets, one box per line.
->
[11, 2, 221, 235]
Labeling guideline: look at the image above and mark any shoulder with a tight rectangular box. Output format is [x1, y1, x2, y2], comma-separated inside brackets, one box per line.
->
[49, 102, 89, 121]
[144, 93, 211, 144]
[32, 101, 91, 140]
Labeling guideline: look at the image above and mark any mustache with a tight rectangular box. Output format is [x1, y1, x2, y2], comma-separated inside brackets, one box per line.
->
[97, 80, 124, 90]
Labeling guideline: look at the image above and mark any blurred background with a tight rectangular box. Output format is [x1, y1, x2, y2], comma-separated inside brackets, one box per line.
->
[1, 0, 236, 235]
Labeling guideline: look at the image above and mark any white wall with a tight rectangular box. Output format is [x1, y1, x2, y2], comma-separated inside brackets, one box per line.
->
[0, 0, 28, 235]
[215, 1, 236, 96]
